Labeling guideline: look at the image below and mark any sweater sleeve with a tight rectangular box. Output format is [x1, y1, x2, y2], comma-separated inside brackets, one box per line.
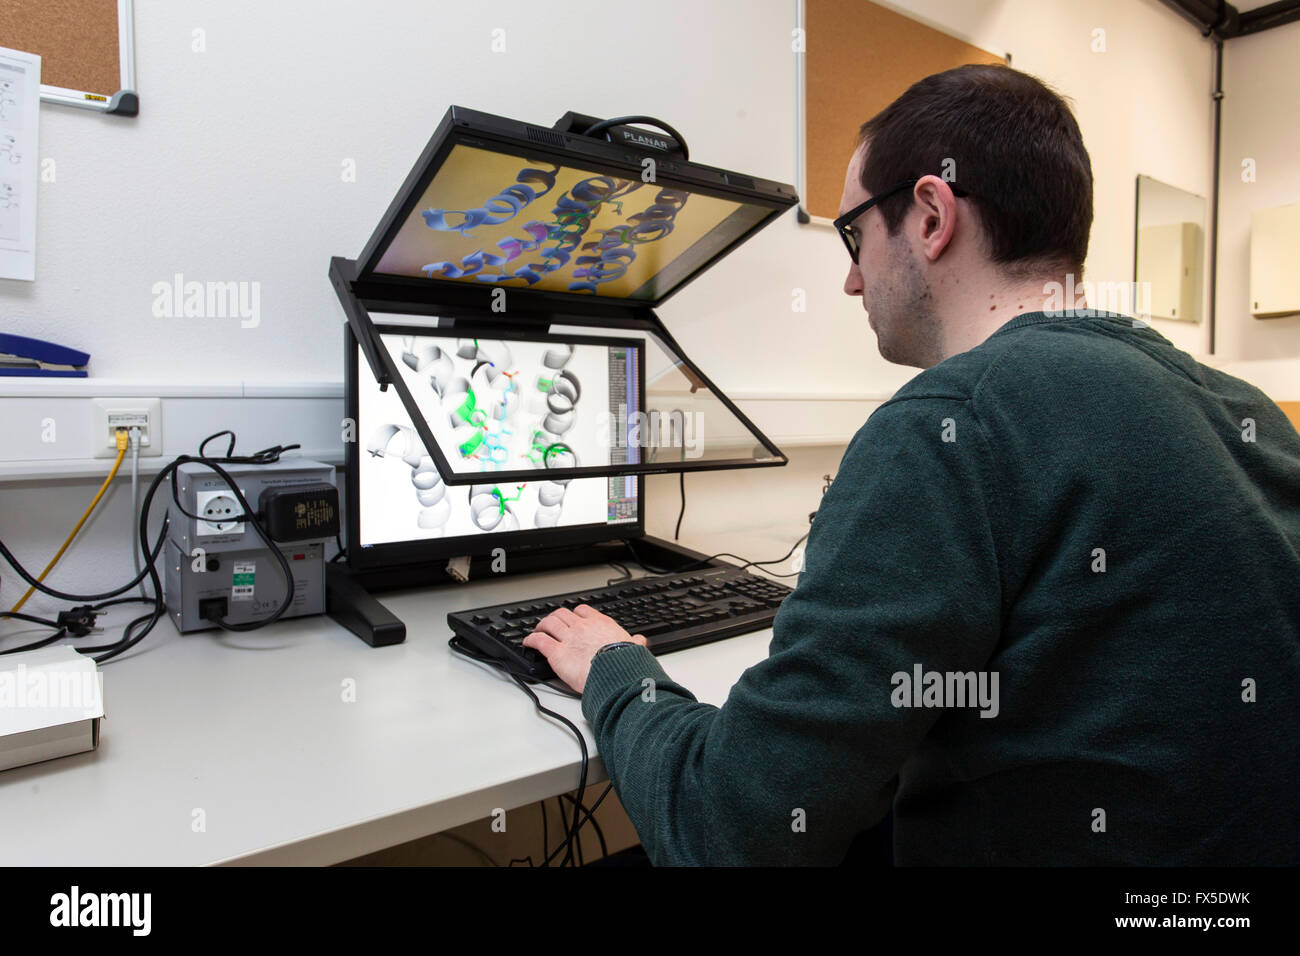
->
[581, 397, 1005, 865]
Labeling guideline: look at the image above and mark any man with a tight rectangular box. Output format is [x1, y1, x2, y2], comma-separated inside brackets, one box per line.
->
[522, 64, 1300, 865]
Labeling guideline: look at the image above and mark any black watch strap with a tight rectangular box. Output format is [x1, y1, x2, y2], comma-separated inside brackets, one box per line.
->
[594, 641, 637, 658]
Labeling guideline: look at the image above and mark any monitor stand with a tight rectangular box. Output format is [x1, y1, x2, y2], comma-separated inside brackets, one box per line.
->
[325, 535, 724, 647]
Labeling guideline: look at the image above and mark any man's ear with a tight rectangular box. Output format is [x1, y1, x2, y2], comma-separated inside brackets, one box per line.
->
[912, 176, 960, 262]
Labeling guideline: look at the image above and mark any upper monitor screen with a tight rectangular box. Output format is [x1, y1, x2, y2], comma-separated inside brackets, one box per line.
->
[369, 143, 773, 302]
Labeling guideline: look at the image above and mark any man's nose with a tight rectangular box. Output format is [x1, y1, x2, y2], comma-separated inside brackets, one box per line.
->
[844, 260, 863, 297]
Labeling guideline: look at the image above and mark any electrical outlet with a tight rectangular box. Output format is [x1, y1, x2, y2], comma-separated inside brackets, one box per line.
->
[195, 490, 244, 535]
[91, 398, 162, 458]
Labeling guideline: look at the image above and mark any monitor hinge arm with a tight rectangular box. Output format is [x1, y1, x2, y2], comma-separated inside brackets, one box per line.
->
[330, 256, 393, 391]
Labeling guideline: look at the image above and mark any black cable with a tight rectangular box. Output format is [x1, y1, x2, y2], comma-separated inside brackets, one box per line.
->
[605, 561, 632, 587]
[0, 631, 69, 654]
[623, 538, 715, 575]
[199, 430, 237, 457]
[0, 609, 68, 656]
[674, 471, 686, 540]
[154, 432, 298, 632]
[540, 800, 548, 864]
[70, 598, 164, 656]
[0, 518, 168, 658]
[86, 608, 162, 663]
[556, 797, 579, 866]
[574, 798, 586, 866]
[1, 610, 61, 628]
[83, 507, 170, 662]
[447, 624, 620, 866]
[625, 533, 808, 578]
[0, 516, 168, 604]
[183, 458, 293, 632]
[92, 436, 209, 661]
[92, 596, 159, 612]
[735, 534, 808, 576]
[509, 673, 587, 868]
[164, 444, 299, 525]
[1, 599, 168, 659]
[587, 782, 614, 818]
[0, 430, 300, 662]
[562, 792, 608, 861]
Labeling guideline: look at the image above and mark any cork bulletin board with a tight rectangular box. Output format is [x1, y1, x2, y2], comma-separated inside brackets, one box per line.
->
[1279, 402, 1300, 435]
[797, 0, 1005, 223]
[0, 0, 137, 115]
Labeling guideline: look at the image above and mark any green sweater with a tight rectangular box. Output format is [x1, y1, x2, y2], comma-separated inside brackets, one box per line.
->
[582, 310, 1300, 866]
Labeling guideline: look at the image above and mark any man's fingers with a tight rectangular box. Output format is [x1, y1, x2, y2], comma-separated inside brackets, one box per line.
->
[522, 631, 562, 654]
[572, 604, 604, 619]
[631, 634, 648, 646]
[535, 607, 576, 635]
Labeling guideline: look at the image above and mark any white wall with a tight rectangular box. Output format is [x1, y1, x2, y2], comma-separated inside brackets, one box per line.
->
[3, 0, 811, 388]
[0, 0, 1221, 393]
[0, 0, 1259, 621]
[1215, 18, 1300, 368]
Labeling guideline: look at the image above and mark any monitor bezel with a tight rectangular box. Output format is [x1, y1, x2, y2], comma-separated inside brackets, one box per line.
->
[353, 105, 798, 310]
[345, 321, 646, 573]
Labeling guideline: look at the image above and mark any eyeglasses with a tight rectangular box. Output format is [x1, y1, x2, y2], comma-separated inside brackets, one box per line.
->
[834, 179, 971, 261]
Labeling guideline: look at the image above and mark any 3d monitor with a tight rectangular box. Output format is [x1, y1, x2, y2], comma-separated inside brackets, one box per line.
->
[334, 105, 796, 485]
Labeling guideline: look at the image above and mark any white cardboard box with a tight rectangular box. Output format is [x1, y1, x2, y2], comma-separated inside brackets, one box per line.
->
[0, 646, 104, 772]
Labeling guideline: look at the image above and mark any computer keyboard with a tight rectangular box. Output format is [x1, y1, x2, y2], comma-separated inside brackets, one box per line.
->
[447, 565, 794, 681]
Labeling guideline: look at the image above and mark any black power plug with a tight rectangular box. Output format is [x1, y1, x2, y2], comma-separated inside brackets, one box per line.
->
[55, 605, 98, 636]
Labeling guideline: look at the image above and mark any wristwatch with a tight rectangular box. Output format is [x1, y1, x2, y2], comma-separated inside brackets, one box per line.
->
[593, 641, 638, 658]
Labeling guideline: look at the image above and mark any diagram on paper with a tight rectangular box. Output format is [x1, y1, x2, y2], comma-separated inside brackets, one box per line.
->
[0, 48, 38, 279]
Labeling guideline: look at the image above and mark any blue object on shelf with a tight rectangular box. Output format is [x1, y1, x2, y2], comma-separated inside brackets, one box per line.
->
[0, 333, 90, 377]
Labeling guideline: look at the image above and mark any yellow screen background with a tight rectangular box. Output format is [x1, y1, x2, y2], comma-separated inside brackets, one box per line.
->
[372, 144, 746, 298]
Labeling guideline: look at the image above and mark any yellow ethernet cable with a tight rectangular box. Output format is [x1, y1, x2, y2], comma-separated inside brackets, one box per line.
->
[8, 429, 131, 614]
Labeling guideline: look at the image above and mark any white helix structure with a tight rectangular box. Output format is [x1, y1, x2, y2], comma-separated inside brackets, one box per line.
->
[534, 341, 579, 528]
[364, 423, 453, 535]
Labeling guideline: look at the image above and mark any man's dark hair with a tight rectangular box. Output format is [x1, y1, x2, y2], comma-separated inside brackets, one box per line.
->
[858, 63, 1093, 279]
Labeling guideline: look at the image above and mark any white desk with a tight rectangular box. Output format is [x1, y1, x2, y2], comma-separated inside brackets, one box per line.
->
[0, 532, 797, 865]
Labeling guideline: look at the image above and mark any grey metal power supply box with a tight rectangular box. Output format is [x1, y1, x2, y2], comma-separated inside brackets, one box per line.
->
[164, 459, 336, 632]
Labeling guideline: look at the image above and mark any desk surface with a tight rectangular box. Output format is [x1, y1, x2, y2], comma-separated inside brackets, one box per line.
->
[0, 528, 801, 866]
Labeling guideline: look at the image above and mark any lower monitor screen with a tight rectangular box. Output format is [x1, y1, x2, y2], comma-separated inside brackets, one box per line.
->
[356, 332, 640, 549]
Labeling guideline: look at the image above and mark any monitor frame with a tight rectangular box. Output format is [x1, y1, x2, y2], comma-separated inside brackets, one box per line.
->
[333, 104, 793, 488]
[353, 105, 799, 310]
[344, 321, 646, 573]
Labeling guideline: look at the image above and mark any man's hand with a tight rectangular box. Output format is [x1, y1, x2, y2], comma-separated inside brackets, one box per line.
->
[522, 605, 648, 694]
